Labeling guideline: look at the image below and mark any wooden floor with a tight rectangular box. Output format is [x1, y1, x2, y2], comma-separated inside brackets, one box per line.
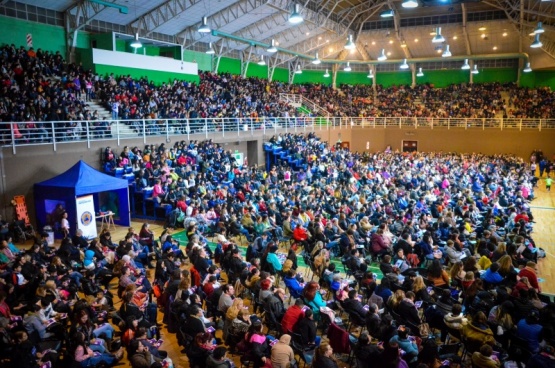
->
[528, 175, 555, 295]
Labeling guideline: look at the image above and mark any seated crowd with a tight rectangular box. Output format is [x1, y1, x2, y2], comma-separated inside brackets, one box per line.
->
[67, 132, 550, 368]
[2, 45, 555, 145]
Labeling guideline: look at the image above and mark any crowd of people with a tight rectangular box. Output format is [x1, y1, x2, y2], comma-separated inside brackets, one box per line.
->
[0, 43, 554, 368]
[79, 133, 553, 368]
[1, 45, 554, 145]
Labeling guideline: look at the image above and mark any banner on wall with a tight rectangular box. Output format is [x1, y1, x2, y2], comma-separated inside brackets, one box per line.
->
[233, 150, 244, 167]
[76, 195, 97, 239]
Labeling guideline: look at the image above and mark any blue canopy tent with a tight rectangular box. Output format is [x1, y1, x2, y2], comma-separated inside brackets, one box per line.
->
[34, 160, 130, 235]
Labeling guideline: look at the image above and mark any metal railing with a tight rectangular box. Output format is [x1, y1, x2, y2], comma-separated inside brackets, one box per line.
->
[280, 93, 330, 118]
[2, 116, 554, 153]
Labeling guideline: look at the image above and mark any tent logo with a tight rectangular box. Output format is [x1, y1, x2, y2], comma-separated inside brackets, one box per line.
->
[81, 211, 93, 226]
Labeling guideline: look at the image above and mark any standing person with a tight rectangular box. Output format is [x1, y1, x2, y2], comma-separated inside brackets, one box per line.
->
[61, 211, 70, 238]
[546, 177, 552, 192]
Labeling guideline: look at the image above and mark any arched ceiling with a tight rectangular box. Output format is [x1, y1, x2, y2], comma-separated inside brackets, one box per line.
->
[8, 0, 555, 69]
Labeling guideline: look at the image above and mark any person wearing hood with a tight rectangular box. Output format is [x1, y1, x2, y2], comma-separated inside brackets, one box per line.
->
[271, 334, 295, 368]
[83, 249, 96, 270]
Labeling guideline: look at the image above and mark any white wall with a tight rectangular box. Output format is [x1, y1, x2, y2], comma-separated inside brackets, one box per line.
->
[92, 48, 198, 75]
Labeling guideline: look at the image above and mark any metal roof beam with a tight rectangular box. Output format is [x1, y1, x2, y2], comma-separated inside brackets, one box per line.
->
[128, 0, 203, 36]
[178, 0, 269, 48]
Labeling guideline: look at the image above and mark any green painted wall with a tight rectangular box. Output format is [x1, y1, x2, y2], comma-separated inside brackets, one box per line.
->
[472, 68, 517, 84]
[374, 71, 413, 87]
[291, 70, 332, 85]
[337, 71, 373, 85]
[414, 69, 469, 87]
[94, 64, 199, 84]
[246, 63, 267, 79]
[217, 57, 242, 75]
[91, 33, 113, 51]
[272, 68, 289, 83]
[0, 15, 66, 54]
[520, 70, 555, 89]
[183, 50, 212, 71]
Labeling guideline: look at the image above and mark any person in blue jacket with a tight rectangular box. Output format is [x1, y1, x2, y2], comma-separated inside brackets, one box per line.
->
[283, 269, 304, 298]
[481, 262, 504, 285]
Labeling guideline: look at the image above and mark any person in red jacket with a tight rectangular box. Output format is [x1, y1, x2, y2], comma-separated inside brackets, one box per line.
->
[293, 224, 310, 249]
[519, 261, 541, 292]
[281, 298, 305, 334]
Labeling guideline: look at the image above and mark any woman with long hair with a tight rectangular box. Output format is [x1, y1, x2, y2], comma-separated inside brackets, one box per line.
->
[388, 289, 406, 312]
[491, 242, 507, 262]
[498, 254, 518, 287]
[70, 308, 117, 353]
[313, 343, 342, 368]
[72, 331, 122, 367]
[412, 275, 433, 303]
[450, 261, 466, 287]
[224, 298, 244, 340]
[427, 259, 450, 287]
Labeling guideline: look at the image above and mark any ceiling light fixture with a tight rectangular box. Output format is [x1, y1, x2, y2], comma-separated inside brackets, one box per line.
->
[289, 4, 303, 24]
[324, 69, 330, 78]
[367, 70, 374, 78]
[205, 42, 215, 54]
[523, 62, 532, 73]
[534, 22, 545, 34]
[432, 27, 445, 43]
[377, 49, 387, 61]
[472, 64, 479, 74]
[502, 32, 508, 37]
[478, 25, 487, 31]
[267, 39, 277, 53]
[344, 62, 352, 72]
[295, 64, 302, 74]
[130, 33, 142, 48]
[311, 52, 321, 65]
[442, 45, 452, 57]
[258, 55, 266, 66]
[345, 34, 356, 50]
[401, 41, 407, 48]
[402, 0, 419, 8]
[461, 59, 470, 70]
[400, 58, 409, 69]
[417, 67, 424, 77]
[531, 34, 543, 48]
[380, 9, 394, 18]
[198, 16, 211, 33]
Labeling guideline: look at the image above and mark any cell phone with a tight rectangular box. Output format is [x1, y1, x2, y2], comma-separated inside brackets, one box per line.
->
[441, 360, 450, 366]
[377, 342, 384, 347]
[207, 326, 215, 333]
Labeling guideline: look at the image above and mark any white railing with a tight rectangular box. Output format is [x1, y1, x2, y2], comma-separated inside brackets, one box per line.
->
[279, 93, 302, 106]
[2, 116, 554, 153]
[279, 93, 330, 118]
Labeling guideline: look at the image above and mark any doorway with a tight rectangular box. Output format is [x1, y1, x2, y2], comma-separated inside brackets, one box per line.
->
[402, 140, 418, 152]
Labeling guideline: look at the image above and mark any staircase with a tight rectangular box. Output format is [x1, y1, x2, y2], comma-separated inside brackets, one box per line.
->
[87, 100, 111, 120]
[280, 93, 329, 117]
[279, 93, 331, 126]
[88, 100, 136, 138]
